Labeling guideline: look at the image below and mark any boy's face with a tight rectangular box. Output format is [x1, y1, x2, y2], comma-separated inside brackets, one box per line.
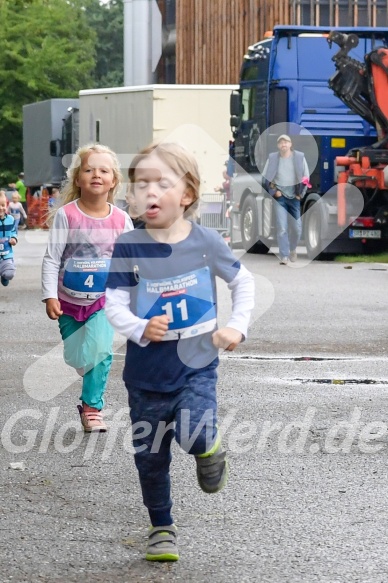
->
[0, 196, 7, 218]
[133, 153, 193, 229]
[12, 193, 19, 203]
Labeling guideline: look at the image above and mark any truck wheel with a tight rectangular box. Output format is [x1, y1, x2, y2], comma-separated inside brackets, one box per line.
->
[304, 200, 328, 260]
[241, 195, 270, 254]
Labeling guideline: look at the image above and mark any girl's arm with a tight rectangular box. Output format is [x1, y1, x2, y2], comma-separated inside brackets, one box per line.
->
[41, 209, 68, 301]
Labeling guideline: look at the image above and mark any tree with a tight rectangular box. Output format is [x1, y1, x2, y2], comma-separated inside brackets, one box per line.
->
[89, 0, 124, 89]
[0, 0, 96, 185]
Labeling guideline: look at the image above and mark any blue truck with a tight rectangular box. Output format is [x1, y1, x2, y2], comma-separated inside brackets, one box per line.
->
[229, 25, 388, 258]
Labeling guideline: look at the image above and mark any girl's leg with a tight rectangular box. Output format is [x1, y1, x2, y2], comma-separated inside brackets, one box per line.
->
[127, 385, 175, 527]
[58, 314, 85, 369]
[81, 309, 114, 410]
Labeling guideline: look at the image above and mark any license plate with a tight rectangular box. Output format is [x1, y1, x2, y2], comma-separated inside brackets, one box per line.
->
[349, 229, 381, 239]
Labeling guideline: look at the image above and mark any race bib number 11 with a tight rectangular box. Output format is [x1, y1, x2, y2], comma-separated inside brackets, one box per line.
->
[137, 266, 216, 340]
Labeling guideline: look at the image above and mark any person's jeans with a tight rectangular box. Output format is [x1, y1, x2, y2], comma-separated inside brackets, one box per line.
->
[58, 309, 114, 410]
[274, 196, 302, 258]
[126, 370, 218, 526]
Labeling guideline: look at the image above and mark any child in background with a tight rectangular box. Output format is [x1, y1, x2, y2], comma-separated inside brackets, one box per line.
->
[105, 142, 254, 561]
[8, 191, 28, 233]
[48, 187, 60, 208]
[0, 190, 18, 287]
[41, 144, 133, 432]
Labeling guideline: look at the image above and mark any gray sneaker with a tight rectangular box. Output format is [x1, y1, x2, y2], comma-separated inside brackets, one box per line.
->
[146, 524, 179, 561]
[195, 444, 228, 494]
[279, 257, 289, 265]
[289, 250, 297, 262]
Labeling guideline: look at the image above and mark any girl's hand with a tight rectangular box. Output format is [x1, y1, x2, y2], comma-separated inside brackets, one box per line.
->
[9, 238, 17, 246]
[143, 315, 169, 342]
[45, 298, 63, 320]
[212, 327, 243, 351]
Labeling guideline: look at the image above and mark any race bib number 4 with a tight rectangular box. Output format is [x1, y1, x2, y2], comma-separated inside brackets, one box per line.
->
[62, 258, 111, 299]
[137, 266, 216, 340]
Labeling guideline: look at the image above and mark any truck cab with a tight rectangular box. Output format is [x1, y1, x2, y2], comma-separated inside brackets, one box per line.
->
[230, 25, 388, 257]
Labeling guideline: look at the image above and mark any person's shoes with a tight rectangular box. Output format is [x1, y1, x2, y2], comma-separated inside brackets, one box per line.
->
[279, 257, 289, 265]
[146, 524, 179, 561]
[289, 250, 297, 262]
[1, 276, 9, 286]
[77, 403, 107, 433]
[195, 443, 228, 494]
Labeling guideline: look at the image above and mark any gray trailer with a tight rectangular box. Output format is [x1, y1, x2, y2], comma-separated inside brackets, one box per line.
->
[23, 98, 79, 190]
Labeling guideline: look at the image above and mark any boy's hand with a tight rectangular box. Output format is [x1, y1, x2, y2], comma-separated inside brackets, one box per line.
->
[143, 315, 169, 342]
[212, 327, 243, 351]
[45, 298, 63, 320]
[9, 238, 17, 246]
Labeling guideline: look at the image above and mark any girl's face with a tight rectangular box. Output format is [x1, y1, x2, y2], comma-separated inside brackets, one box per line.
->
[75, 152, 116, 198]
[133, 152, 193, 229]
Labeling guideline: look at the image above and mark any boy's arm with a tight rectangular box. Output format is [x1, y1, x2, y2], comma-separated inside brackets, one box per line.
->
[8, 217, 18, 243]
[105, 287, 150, 346]
[212, 264, 255, 350]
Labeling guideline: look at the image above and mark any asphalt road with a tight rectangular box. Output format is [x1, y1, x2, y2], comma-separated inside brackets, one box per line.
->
[1, 230, 388, 583]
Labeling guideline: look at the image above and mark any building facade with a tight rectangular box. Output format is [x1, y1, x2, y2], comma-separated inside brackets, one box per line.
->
[156, 0, 388, 84]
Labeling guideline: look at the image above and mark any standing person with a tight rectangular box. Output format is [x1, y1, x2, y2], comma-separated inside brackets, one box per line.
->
[9, 173, 27, 229]
[8, 191, 27, 234]
[105, 142, 255, 561]
[0, 190, 18, 287]
[214, 161, 231, 202]
[262, 134, 310, 265]
[41, 144, 133, 432]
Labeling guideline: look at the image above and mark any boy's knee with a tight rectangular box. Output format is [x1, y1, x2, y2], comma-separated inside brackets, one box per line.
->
[3, 269, 15, 280]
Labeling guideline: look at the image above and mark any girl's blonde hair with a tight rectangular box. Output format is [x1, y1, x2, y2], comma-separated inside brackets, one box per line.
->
[128, 142, 201, 216]
[47, 143, 123, 225]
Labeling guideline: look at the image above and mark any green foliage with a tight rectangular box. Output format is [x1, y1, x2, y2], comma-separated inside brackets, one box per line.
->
[89, 0, 124, 88]
[0, 0, 98, 184]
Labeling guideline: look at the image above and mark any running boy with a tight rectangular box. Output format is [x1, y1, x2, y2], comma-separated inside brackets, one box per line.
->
[105, 142, 254, 561]
[41, 144, 133, 432]
[0, 190, 18, 286]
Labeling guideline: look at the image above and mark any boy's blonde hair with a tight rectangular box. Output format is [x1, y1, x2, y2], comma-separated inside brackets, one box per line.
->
[128, 142, 201, 216]
[47, 143, 123, 225]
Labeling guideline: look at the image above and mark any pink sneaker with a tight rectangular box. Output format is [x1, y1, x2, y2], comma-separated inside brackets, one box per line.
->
[77, 403, 107, 433]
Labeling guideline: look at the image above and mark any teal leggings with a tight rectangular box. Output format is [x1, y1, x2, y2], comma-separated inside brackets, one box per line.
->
[58, 309, 114, 410]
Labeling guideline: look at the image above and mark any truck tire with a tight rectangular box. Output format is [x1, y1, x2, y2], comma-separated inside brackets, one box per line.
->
[241, 195, 270, 254]
[304, 200, 329, 260]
